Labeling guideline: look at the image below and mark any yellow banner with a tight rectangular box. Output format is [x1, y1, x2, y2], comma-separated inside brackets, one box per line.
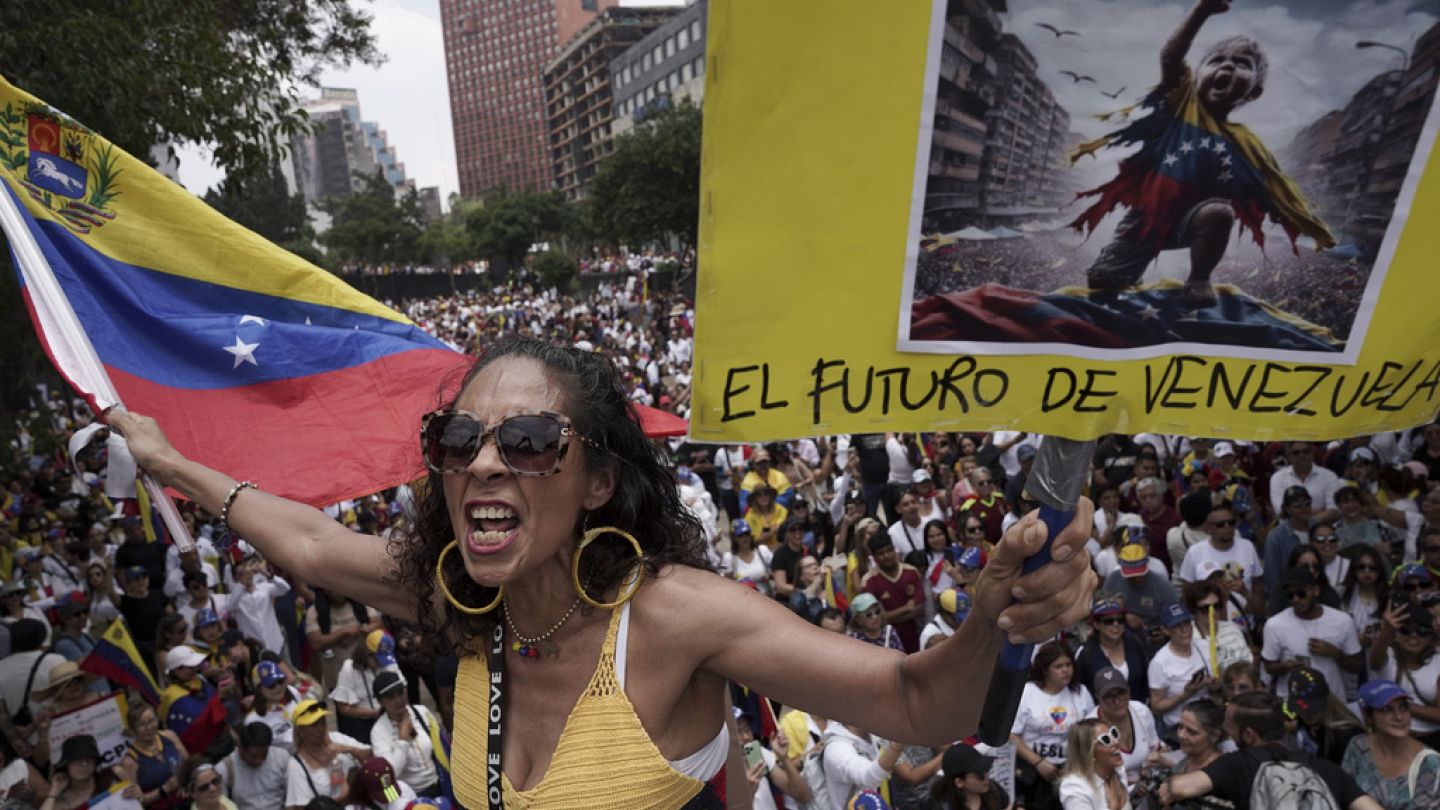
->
[692, 1, 1440, 442]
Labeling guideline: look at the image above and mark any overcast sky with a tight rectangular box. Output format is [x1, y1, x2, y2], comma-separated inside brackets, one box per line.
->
[174, 0, 686, 205]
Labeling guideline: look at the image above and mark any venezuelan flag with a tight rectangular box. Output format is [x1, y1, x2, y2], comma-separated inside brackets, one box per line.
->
[80, 618, 161, 706]
[0, 77, 469, 506]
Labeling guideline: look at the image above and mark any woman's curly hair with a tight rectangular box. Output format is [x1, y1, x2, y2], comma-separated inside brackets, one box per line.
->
[388, 335, 711, 649]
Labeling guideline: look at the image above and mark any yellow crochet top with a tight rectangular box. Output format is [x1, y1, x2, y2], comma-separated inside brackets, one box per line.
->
[450, 607, 704, 809]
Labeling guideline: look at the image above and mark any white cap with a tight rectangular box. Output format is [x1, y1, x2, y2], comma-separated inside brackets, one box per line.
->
[165, 645, 208, 672]
[1213, 442, 1236, 458]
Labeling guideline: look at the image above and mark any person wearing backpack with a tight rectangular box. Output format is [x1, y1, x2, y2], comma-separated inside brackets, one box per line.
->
[1158, 692, 1382, 810]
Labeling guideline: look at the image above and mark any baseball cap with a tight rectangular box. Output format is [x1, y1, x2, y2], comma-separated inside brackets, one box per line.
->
[1194, 559, 1225, 581]
[57, 591, 89, 618]
[290, 699, 329, 727]
[1090, 593, 1127, 617]
[355, 757, 400, 805]
[1287, 667, 1330, 714]
[1092, 667, 1129, 698]
[367, 629, 397, 667]
[957, 546, 985, 570]
[253, 660, 286, 688]
[937, 588, 972, 623]
[1162, 602, 1193, 628]
[847, 790, 891, 810]
[1357, 679, 1408, 710]
[850, 593, 880, 616]
[0, 579, 25, 598]
[1350, 446, 1377, 463]
[195, 607, 221, 628]
[1282, 567, 1318, 589]
[1118, 544, 1149, 577]
[941, 743, 995, 779]
[372, 669, 407, 700]
[1396, 563, 1434, 587]
[731, 518, 752, 537]
[1213, 442, 1236, 458]
[165, 645, 208, 672]
[121, 565, 148, 582]
[1282, 486, 1312, 508]
[911, 469, 932, 485]
[751, 448, 771, 464]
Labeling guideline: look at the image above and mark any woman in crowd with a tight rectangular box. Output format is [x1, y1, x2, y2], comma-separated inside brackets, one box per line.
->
[1367, 596, 1440, 748]
[154, 614, 190, 686]
[1146, 604, 1213, 738]
[1262, 486, 1313, 607]
[1086, 667, 1161, 787]
[1309, 523, 1352, 595]
[1181, 581, 1252, 681]
[1343, 545, 1391, 656]
[285, 700, 370, 807]
[846, 593, 904, 651]
[773, 444, 819, 510]
[1010, 641, 1095, 810]
[331, 639, 386, 742]
[40, 735, 136, 810]
[928, 744, 1009, 810]
[904, 519, 959, 616]
[1343, 680, 1440, 810]
[1271, 545, 1342, 614]
[1057, 719, 1129, 810]
[847, 517, 883, 598]
[368, 670, 442, 798]
[244, 660, 299, 752]
[83, 561, 120, 630]
[1074, 595, 1149, 704]
[1165, 699, 1225, 780]
[119, 704, 187, 810]
[1220, 661, 1260, 703]
[108, 337, 1096, 808]
[35, 661, 96, 720]
[721, 519, 773, 596]
[177, 759, 238, 810]
[745, 484, 788, 550]
[957, 511, 988, 554]
[1334, 485, 1388, 554]
[305, 587, 375, 692]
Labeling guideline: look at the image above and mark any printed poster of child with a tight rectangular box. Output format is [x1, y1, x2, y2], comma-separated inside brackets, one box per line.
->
[898, 0, 1440, 362]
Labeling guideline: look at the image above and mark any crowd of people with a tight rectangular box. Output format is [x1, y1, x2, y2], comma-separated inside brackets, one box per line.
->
[1, 272, 1438, 810]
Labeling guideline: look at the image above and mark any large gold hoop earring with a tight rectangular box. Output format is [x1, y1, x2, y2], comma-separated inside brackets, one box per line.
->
[435, 540, 503, 615]
[571, 527, 646, 610]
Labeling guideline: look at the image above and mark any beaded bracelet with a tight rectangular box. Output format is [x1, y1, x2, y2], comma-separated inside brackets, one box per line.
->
[221, 480, 257, 531]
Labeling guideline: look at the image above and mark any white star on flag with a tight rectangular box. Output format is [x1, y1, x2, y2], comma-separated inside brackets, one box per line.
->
[1219, 170, 1233, 182]
[304, 317, 313, 325]
[1221, 155, 1233, 167]
[1199, 136, 1211, 150]
[1138, 304, 1161, 320]
[239, 315, 268, 326]
[224, 336, 260, 368]
[1213, 141, 1227, 154]
[1164, 153, 1179, 167]
[1179, 141, 1194, 154]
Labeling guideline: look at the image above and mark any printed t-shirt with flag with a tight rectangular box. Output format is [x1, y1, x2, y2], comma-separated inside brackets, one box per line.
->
[0, 76, 469, 508]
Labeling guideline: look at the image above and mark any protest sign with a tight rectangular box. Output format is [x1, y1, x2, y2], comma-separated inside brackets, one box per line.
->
[86, 782, 142, 810]
[692, 0, 1440, 442]
[48, 693, 128, 770]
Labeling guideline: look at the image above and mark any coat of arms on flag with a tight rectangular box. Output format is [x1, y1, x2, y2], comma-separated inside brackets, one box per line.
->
[1, 103, 118, 234]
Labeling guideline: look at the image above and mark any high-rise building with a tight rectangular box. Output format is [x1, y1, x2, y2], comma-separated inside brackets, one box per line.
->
[286, 88, 413, 205]
[980, 32, 1072, 218]
[545, 6, 678, 200]
[441, 0, 620, 198]
[609, 0, 707, 139]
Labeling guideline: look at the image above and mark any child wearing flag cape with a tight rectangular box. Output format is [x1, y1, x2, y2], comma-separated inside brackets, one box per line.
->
[1071, 0, 1335, 307]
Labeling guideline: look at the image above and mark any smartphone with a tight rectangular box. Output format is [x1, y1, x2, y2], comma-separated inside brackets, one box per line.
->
[743, 740, 766, 774]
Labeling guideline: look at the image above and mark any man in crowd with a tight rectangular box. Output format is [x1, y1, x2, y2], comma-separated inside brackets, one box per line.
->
[1179, 504, 1263, 613]
[1270, 441, 1342, 521]
[1261, 567, 1363, 702]
[860, 534, 924, 653]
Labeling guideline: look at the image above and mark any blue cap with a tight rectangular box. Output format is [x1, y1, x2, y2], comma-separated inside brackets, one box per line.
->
[1396, 562, 1434, 586]
[253, 660, 285, 688]
[195, 607, 221, 628]
[1162, 602, 1193, 628]
[957, 546, 984, 570]
[122, 565, 148, 582]
[847, 789, 891, 810]
[1357, 679, 1408, 710]
[731, 518, 752, 536]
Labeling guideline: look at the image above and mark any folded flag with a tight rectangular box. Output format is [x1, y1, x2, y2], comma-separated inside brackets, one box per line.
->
[0, 76, 470, 507]
[80, 618, 161, 706]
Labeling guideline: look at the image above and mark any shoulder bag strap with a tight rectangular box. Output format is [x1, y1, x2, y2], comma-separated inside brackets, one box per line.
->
[1408, 747, 1440, 799]
[293, 752, 322, 798]
[16, 653, 46, 715]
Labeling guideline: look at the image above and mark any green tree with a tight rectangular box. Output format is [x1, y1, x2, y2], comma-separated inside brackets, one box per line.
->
[464, 189, 574, 271]
[0, 0, 380, 184]
[585, 100, 701, 246]
[533, 250, 579, 291]
[417, 220, 475, 268]
[203, 162, 319, 259]
[318, 170, 424, 266]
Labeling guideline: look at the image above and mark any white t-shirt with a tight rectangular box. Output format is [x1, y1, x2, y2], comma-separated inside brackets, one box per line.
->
[1085, 702, 1161, 785]
[886, 520, 926, 558]
[1321, 556, 1350, 590]
[330, 660, 379, 713]
[918, 615, 955, 650]
[0, 758, 29, 796]
[1178, 538, 1262, 590]
[1375, 648, 1440, 735]
[722, 546, 773, 595]
[1058, 771, 1131, 810]
[1268, 465, 1341, 515]
[226, 575, 291, 653]
[993, 432, 1040, 478]
[885, 437, 915, 485]
[1261, 606, 1362, 700]
[1146, 643, 1212, 727]
[217, 745, 290, 810]
[370, 705, 440, 791]
[1010, 683, 1096, 764]
[283, 733, 363, 807]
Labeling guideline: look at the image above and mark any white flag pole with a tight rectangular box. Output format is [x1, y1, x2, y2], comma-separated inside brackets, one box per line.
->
[0, 182, 195, 552]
